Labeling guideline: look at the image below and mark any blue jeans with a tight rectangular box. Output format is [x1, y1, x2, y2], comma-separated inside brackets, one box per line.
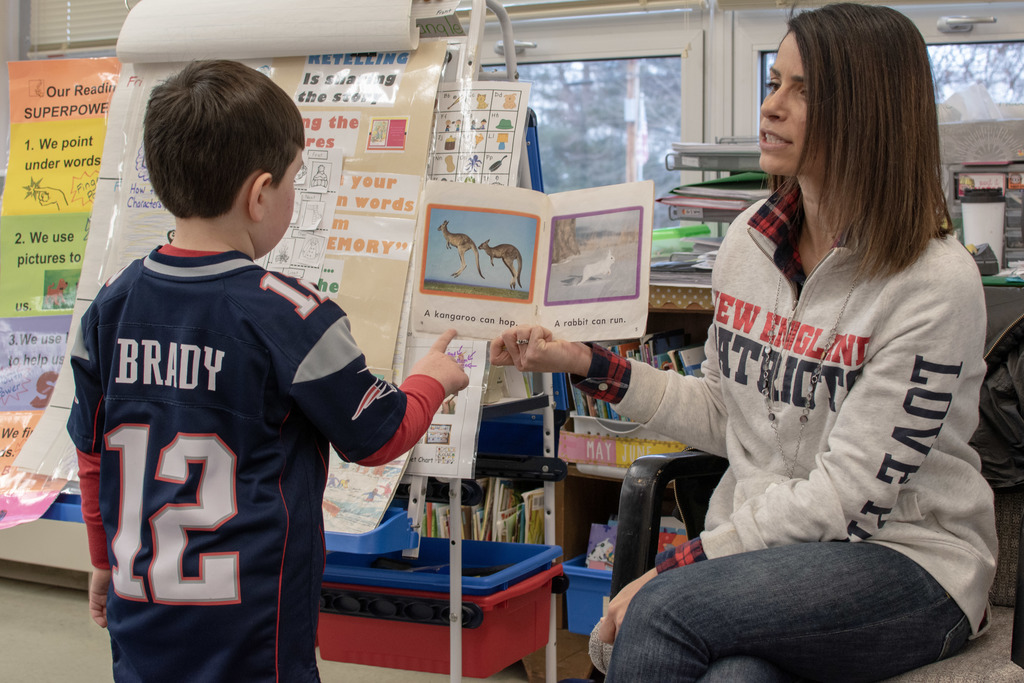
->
[606, 541, 971, 682]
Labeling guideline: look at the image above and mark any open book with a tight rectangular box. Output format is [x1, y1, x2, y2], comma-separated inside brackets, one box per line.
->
[411, 180, 653, 342]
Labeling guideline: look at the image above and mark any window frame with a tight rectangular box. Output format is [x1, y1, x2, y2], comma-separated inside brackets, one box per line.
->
[476, 10, 705, 186]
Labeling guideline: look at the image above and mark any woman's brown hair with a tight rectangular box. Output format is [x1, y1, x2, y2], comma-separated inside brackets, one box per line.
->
[773, 3, 952, 278]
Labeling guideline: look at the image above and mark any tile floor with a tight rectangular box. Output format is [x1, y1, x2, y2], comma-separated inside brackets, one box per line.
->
[0, 570, 593, 682]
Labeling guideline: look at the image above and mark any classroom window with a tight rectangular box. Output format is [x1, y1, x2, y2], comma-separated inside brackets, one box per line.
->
[501, 57, 682, 228]
[758, 41, 1024, 105]
[929, 42, 1024, 103]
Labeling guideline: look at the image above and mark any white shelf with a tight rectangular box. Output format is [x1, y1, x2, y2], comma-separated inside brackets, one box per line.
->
[665, 142, 762, 173]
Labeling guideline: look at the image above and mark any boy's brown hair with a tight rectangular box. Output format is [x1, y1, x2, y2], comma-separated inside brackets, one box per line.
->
[143, 60, 304, 219]
[772, 3, 952, 279]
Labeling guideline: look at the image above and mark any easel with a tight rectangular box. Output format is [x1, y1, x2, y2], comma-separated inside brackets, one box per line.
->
[396, 4, 562, 680]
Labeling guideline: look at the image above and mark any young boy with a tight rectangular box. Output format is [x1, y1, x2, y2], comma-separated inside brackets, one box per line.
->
[66, 60, 469, 683]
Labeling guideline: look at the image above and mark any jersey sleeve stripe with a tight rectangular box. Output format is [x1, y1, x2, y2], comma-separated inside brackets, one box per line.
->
[293, 317, 363, 385]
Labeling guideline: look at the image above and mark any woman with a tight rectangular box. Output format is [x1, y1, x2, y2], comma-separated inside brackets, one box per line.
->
[491, 4, 997, 681]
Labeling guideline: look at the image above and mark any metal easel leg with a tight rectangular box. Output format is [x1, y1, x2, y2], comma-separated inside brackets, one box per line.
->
[448, 476, 463, 682]
[543, 373, 557, 683]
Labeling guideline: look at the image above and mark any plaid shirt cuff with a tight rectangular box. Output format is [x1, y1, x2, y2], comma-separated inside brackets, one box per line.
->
[571, 343, 631, 404]
[655, 538, 706, 572]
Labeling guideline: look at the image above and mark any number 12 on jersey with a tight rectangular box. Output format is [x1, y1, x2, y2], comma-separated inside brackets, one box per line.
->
[106, 424, 241, 605]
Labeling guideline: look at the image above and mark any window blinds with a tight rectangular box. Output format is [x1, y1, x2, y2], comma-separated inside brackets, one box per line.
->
[456, 0, 702, 20]
[29, 0, 129, 57]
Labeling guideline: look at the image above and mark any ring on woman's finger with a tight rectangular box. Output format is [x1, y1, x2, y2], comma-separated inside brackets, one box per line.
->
[516, 339, 529, 345]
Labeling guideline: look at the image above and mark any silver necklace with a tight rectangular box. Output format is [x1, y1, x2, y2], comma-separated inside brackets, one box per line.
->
[761, 275, 857, 477]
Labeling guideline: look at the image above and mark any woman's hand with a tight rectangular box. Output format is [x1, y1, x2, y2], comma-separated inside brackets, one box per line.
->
[489, 325, 592, 376]
[597, 567, 658, 644]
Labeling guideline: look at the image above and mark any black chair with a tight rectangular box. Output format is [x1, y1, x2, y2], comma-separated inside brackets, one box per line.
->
[604, 450, 1024, 681]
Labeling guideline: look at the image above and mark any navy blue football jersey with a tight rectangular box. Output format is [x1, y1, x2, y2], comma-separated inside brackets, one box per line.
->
[67, 249, 409, 682]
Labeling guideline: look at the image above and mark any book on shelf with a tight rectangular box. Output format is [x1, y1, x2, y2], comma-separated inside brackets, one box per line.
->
[653, 350, 677, 372]
[658, 514, 689, 553]
[521, 487, 546, 545]
[580, 516, 687, 571]
[565, 332, 706, 420]
[418, 477, 544, 544]
[642, 327, 690, 358]
[585, 522, 617, 571]
[675, 343, 707, 377]
[411, 477, 545, 543]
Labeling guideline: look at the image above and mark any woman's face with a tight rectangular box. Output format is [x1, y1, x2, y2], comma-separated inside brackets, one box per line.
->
[759, 33, 820, 186]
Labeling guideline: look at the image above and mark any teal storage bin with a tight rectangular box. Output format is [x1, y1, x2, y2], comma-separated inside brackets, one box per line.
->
[563, 554, 612, 635]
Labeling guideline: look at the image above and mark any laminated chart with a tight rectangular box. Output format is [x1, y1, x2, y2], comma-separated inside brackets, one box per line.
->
[4, 0, 444, 530]
[429, 83, 531, 187]
[0, 58, 120, 527]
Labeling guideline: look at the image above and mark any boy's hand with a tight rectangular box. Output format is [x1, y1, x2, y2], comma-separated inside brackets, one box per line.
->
[88, 568, 111, 628]
[409, 329, 470, 396]
[490, 325, 592, 376]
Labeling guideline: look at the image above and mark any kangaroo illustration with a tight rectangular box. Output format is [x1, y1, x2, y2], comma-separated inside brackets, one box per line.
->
[436, 220, 484, 279]
[478, 240, 523, 290]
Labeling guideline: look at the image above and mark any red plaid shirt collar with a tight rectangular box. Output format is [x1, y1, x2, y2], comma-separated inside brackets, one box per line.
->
[749, 188, 806, 284]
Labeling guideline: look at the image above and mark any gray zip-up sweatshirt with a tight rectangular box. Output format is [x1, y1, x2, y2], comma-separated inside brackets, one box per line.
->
[615, 200, 997, 633]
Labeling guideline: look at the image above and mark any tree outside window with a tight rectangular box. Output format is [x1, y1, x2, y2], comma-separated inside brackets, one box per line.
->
[496, 57, 682, 228]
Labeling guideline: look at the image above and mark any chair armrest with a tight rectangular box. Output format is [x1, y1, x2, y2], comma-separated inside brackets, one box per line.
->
[1013, 497, 1024, 668]
[610, 451, 727, 596]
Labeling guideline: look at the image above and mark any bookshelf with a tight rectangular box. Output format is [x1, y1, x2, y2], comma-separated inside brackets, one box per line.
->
[554, 285, 714, 562]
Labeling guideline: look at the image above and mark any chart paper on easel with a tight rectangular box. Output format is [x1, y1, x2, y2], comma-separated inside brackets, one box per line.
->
[3, 0, 448, 528]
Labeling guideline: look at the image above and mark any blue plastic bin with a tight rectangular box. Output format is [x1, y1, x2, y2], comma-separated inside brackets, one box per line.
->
[323, 537, 561, 596]
[563, 554, 612, 635]
[324, 506, 420, 555]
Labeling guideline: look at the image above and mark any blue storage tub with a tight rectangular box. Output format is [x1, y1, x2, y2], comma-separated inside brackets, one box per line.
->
[41, 493, 84, 523]
[563, 554, 612, 635]
[324, 506, 419, 555]
[324, 537, 562, 596]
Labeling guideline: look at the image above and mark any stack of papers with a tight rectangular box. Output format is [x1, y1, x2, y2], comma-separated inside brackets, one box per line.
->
[657, 171, 770, 212]
[663, 169, 770, 202]
[650, 252, 715, 285]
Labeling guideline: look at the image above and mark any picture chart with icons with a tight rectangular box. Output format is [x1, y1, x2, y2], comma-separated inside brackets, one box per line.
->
[429, 82, 531, 186]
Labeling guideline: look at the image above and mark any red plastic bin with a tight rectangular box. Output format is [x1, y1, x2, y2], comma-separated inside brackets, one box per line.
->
[318, 563, 562, 678]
